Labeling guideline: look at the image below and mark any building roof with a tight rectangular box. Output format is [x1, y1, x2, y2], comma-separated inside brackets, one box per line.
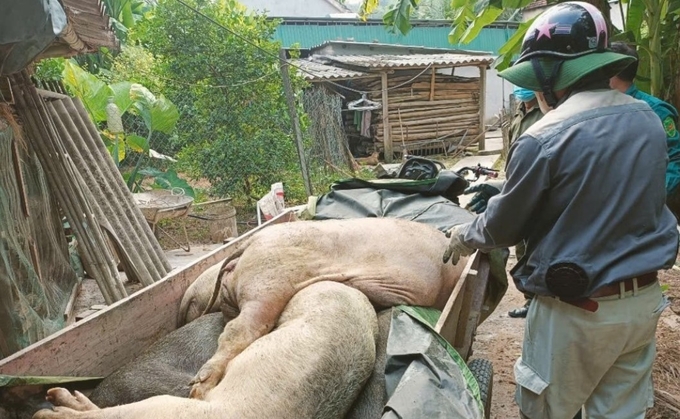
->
[238, 0, 351, 18]
[314, 52, 495, 70]
[274, 18, 519, 52]
[39, 0, 119, 59]
[291, 59, 374, 81]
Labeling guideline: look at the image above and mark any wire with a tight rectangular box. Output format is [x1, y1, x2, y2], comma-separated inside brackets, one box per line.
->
[169, 0, 438, 97]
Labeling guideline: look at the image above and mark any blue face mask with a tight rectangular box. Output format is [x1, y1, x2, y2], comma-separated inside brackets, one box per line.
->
[513, 86, 536, 102]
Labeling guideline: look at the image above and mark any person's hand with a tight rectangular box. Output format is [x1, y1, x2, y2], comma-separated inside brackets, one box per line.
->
[463, 180, 506, 214]
[443, 225, 476, 265]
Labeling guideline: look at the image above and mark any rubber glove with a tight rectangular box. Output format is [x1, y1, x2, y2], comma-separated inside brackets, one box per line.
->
[443, 224, 476, 265]
[464, 180, 506, 214]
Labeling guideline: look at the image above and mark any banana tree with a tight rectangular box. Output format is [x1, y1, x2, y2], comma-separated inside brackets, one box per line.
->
[619, 0, 680, 96]
[361, 0, 680, 100]
[102, 0, 154, 42]
[61, 60, 190, 195]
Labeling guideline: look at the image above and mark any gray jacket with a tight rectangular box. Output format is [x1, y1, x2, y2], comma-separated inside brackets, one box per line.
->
[461, 89, 678, 298]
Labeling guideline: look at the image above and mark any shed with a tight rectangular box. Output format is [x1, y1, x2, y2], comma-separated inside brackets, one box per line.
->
[293, 42, 494, 164]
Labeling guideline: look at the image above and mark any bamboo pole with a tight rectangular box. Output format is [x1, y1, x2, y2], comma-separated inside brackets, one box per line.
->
[279, 49, 312, 196]
[381, 72, 393, 163]
[63, 97, 171, 276]
[429, 67, 436, 101]
[478, 65, 487, 151]
[47, 100, 158, 286]
[11, 73, 126, 303]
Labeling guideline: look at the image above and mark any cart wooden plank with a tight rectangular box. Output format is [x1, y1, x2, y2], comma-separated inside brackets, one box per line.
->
[0, 210, 297, 378]
[434, 253, 477, 345]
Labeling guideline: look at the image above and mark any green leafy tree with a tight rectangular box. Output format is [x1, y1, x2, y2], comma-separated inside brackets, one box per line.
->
[143, 0, 299, 200]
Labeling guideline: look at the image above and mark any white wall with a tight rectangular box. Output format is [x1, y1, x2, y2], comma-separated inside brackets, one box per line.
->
[451, 66, 514, 125]
[238, 0, 343, 17]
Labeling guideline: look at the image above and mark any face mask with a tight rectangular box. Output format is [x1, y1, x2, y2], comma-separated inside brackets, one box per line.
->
[535, 92, 553, 115]
[513, 86, 536, 102]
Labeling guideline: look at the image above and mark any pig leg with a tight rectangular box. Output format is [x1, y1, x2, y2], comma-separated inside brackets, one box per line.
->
[33, 388, 224, 419]
[189, 299, 286, 399]
[46, 388, 99, 412]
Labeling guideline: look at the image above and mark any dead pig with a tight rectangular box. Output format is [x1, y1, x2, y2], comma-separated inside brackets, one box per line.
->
[193, 217, 468, 398]
[178, 263, 224, 325]
[33, 281, 378, 419]
[88, 313, 226, 407]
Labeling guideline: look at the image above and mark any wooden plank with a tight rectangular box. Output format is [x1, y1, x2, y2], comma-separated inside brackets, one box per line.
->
[64, 280, 82, 326]
[381, 72, 393, 163]
[454, 253, 490, 359]
[434, 254, 478, 347]
[0, 210, 297, 378]
[478, 65, 487, 151]
[429, 67, 436, 101]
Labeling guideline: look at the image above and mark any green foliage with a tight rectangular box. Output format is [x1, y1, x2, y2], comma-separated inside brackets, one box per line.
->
[61, 59, 189, 193]
[144, 0, 300, 199]
[34, 58, 66, 82]
[62, 60, 113, 122]
[107, 45, 164, 93]
[129, 84, 179, 135]
[136, 168, 196, 197]
[103, 0, 154, 43]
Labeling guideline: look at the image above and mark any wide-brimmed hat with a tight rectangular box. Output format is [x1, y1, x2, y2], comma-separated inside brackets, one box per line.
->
[499, 51, 635, 91]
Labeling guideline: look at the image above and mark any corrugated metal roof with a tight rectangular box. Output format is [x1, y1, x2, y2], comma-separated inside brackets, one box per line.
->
[317, 53, 494, 69]
[291, 59, 375, 81]
[273, 20, 518, 53]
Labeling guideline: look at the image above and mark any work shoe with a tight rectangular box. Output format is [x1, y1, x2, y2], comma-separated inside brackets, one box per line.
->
[508, 301, 530, 318]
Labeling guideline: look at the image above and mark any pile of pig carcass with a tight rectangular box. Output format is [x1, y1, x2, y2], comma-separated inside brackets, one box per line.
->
[33, 218, 470, 419]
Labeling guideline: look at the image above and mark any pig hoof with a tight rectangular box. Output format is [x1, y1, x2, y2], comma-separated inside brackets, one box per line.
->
[33, 406, 77, 419]
[45, 388, 99, 411]
[189, 363, 224, 399]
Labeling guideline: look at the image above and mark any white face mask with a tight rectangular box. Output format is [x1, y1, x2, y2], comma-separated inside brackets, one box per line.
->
[535, 92, 554, 115]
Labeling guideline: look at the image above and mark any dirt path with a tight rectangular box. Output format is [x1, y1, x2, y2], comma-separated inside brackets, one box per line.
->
[471, 252, 680, 418]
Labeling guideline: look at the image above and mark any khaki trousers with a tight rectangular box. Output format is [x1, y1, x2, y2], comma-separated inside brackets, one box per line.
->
[515, 281, 669, 419]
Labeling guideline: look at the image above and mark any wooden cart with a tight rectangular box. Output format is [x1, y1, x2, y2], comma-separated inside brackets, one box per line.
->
[0, 209, 494, 416]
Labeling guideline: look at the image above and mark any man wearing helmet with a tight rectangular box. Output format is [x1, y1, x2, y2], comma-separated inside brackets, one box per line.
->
[443, 2, 678, 418]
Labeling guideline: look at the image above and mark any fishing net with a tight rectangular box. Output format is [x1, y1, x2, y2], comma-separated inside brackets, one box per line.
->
[0, 105, 77, 359]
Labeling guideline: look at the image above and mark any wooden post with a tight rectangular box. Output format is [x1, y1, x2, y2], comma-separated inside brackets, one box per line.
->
[478, 65, 487, 151]
[381, 72, 393, 163]
[279, 49, 313, 197]
[429, 67, 437, 101]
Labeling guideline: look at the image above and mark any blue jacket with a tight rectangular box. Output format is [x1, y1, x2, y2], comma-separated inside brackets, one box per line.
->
[461, 89, 678, 298]
[626, 85, 680, 195]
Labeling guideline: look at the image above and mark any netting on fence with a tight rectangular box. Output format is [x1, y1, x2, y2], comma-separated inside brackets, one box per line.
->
[0, 105, 77, 358]
[302, 85, 355, 173]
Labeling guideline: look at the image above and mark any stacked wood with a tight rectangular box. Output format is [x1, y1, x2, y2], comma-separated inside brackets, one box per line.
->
[352, 71, 482, 153]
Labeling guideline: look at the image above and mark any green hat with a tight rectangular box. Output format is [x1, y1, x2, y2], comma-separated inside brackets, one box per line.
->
[499, 51, 635, 92]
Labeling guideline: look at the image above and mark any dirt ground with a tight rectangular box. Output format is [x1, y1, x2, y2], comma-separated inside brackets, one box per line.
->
[471, 251, 680, 418]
